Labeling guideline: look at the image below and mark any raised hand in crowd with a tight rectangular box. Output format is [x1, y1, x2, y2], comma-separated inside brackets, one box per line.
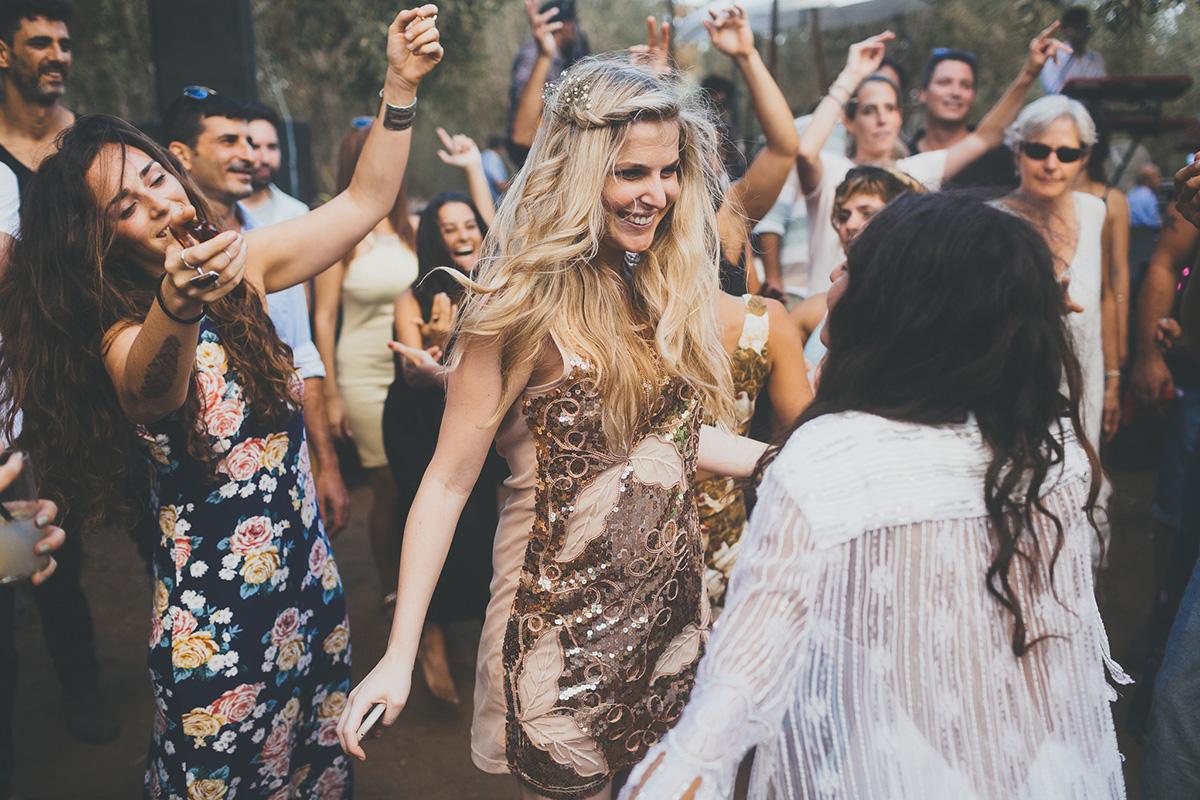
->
[526, 0, 562, 59]
[702, 3, 756, 62]
[511, 0, 564, 150]
[435, 128, 497, 225]
[711, 3, 800, 261]
[1176, 154, 1200, 230]
[1023, 20, 1071, 80]
[629, 15, 671, 76]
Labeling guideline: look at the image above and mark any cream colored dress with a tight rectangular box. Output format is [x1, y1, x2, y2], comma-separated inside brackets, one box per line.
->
[334, 232, 417, 468]
[471, 337, 707, 799]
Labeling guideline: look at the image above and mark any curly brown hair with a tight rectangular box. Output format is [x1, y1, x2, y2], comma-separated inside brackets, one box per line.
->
[0, 114, 298, 530]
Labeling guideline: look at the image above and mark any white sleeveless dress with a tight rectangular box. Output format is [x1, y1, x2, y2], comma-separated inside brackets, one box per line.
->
[1066, 192, 1107, 454]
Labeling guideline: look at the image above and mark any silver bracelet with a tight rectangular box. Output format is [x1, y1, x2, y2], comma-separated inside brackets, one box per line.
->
[378, 89, 418, 131]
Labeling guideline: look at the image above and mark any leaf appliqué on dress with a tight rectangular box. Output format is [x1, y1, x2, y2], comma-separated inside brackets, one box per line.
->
[516, 629, 609, 777]
[522, 714, 608, 777]
[517, 629, 563, 721]
[649, 623, 703, 685]
[556, 435, 684, 563]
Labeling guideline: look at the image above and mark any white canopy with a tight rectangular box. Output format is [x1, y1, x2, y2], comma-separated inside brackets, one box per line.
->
[672, 0, 928, 43]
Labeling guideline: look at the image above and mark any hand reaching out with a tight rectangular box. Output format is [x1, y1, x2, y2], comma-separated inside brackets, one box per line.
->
[436, 128, 483, 170]
[1022, 21, 1071, 80]
[843, 30, 895, 81]
[703, 4, 755, 60]
[630, 15, 671, 75]
[417, 292, 458, 352]
[524, 0, 563, 59]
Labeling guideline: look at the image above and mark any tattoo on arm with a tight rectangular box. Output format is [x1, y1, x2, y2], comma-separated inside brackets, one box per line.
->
[140, 335, 184, 399]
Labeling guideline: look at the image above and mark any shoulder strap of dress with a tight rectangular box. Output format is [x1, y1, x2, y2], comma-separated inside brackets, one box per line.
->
[738, 294, 770, 352]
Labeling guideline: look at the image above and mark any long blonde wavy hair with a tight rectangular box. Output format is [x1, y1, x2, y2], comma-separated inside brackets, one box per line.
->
[451, 55, 735, 449]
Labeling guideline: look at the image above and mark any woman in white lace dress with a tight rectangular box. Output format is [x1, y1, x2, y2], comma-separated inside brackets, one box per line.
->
[621, 193, 1128, 800]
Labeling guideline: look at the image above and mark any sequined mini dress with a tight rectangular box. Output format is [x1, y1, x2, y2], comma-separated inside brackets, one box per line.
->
[696, 294, 770, 611]
[471, 337, 709, 799]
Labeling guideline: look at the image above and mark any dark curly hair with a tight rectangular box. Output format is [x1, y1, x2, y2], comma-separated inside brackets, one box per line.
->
[412, 191, 488, 317]
[758, 192, 1102, 657]
[0, 114, 297, 530]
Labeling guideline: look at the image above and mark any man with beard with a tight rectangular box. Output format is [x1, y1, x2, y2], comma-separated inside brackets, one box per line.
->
[0, 1, 73, 193]
[241, 102, 309, 225]
[163, 91, 350, 535]
[0, 5, 120, 780]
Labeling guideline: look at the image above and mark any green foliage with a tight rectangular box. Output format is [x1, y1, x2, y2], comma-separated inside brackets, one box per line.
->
[60, 1, 1200, 200]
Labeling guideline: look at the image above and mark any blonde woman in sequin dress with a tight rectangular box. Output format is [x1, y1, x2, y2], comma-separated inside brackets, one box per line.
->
[338, 54, 768, 800]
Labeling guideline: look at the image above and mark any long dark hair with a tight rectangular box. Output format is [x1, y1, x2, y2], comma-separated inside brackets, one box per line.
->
[761, 193, 1101, 656]
[412, 192, 488, 319]
[0, 114, 297, 529]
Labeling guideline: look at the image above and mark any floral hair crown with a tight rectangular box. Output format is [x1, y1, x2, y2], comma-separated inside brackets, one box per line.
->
[542, 67, 594, 122]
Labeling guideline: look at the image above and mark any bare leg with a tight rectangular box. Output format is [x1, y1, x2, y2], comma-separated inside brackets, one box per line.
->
[365, 466, 400, 594]
[518, 781, 611, 800]
[418, 620, 459, 704]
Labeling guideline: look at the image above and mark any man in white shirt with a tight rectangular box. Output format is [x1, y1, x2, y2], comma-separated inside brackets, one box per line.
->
[1040, 5, 1106, 95]
[241, 102, 309, 226]
[163, 93, 350, 533]
[755, 60, 902, 298]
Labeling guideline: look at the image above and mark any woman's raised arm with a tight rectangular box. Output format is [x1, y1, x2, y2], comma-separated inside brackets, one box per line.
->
[245, 6, 443, 294]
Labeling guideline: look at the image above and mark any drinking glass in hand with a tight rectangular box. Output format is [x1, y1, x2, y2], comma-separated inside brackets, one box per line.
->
[0, 451, 49, 583]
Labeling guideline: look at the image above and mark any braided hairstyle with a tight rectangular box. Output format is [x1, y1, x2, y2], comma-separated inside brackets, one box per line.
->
[452, 55, 735, 449]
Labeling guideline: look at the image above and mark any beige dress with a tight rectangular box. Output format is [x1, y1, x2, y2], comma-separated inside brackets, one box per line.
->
[334, 232, 417, 468]
[471, 337, 709, 799]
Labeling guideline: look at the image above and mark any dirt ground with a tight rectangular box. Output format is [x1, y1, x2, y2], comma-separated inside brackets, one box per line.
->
[9, 465, 1165, 799]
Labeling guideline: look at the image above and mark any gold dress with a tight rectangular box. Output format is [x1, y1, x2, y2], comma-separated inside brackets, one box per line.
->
[696, 294, 770, 611]
[471, 338, 708, 799]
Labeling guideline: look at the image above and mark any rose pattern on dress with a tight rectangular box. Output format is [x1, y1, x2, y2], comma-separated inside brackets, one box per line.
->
[143, 323, 350, 799]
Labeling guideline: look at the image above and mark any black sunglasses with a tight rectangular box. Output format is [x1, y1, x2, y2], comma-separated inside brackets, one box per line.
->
[181, 85, 217, 101]
[1020, 142, 1088, 163]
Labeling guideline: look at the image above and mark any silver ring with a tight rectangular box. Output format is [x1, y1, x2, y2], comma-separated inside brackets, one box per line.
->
[180, 250, 194, 269]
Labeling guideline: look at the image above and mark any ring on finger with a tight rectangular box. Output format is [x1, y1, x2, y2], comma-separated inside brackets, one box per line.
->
[180, 250, 195, 269]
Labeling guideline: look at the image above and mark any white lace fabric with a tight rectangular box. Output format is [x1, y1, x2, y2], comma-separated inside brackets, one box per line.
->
[621, 412, 1128, 800]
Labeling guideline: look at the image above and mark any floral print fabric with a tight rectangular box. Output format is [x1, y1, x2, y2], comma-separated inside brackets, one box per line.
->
[140, 324, 352, 800]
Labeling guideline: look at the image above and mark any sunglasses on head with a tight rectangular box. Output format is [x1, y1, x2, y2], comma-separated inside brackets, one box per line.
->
[930, 47, 977, 68]
[181, 85, 217, 101]
[1021, 142, 1088, 163]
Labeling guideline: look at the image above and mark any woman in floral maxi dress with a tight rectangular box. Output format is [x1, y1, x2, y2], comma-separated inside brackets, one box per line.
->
[142, 324, 353, 798]
[0, 8, 444, 798]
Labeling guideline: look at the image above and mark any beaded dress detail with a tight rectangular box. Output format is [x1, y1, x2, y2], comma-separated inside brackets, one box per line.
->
[696, 294, 769, 611]
[470, 342, 707, 799]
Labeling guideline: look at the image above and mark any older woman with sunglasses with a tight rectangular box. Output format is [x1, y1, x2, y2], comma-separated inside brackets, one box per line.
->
[999, 95, 1117, 548]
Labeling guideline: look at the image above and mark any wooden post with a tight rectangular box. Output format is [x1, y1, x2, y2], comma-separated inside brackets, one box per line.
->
[810, 8, 829, 91]
[768, 0, 781, 76]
